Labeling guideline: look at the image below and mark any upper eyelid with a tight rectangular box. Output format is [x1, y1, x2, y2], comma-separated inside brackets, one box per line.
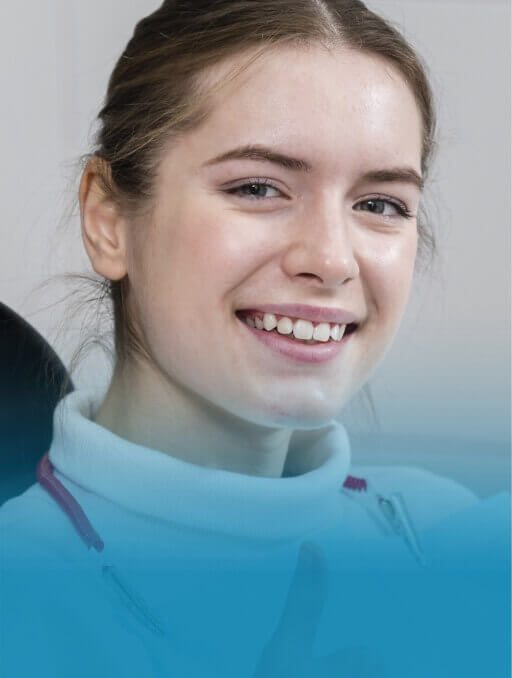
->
[357, 194, 411, 210]
[222, 179, 287, 200]
[223, 178, 284, 190]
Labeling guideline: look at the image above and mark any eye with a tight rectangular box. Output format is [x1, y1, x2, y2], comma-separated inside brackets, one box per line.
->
[223, 180, 284, 200]
[354, 197, 413, 219]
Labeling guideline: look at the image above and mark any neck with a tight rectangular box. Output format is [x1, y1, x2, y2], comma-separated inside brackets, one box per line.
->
[94, 358, 293, 478]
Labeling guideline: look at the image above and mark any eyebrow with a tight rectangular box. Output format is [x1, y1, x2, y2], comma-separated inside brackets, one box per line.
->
[203, 144, 312, 172]
[358, 168, 424, 191]
[203, 143, 424, 191]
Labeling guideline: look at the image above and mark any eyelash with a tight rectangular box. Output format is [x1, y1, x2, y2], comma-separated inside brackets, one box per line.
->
[223, 180, 414, 219]
[354, 196, 414, 219]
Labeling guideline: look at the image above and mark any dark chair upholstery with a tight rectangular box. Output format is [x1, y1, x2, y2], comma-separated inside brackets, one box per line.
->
[0, 302, 73, 505]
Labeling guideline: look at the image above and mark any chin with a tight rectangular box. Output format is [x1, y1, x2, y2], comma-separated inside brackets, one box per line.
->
[245, 394, 346, 430]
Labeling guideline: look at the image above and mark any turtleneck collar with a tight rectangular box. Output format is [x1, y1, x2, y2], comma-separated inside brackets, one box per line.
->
[49, 390, 352, 541]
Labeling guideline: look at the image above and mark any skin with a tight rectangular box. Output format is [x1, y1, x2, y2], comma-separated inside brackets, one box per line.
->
[80, 44, 423, 478]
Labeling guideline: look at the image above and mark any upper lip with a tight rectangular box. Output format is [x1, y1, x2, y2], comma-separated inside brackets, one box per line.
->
[238, 304, 360, 325]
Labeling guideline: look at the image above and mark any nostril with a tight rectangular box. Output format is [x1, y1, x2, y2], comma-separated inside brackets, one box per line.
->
[298, 273, 319, 278]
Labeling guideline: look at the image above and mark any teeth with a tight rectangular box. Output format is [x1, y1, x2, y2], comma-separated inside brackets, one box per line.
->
[245, 312, 351, 344]
[263, 313, 277, 331]
[330, 324, 346, 341]
[277, 317, 293, 335]
[312, 323, 330, 342]
[293, 319, 314, 340]
[330, 324, 340, 341]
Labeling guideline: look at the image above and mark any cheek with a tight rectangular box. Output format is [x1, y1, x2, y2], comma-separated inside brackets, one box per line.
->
[126, 210, 264, 359]
[166, 204, 269, 290]
[361, 231, 418, 326]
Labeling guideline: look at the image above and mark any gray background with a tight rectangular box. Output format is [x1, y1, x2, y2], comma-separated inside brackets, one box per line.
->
[0, 1, 509, 496]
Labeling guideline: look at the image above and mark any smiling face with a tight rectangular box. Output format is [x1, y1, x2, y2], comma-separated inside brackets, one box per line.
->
[123, 45, 423, 429]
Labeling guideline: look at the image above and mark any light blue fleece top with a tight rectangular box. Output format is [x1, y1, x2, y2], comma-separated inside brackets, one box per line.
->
[0, 390, 509, 678]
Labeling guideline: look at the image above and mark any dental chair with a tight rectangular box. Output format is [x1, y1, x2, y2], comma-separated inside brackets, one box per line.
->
[0, 302, 72, 505]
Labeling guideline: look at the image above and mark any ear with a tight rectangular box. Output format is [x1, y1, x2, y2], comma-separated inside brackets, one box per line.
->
[79, 157, 128, 281]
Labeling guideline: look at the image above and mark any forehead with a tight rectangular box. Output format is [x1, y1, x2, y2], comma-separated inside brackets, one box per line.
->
[182, 45, 423, 177]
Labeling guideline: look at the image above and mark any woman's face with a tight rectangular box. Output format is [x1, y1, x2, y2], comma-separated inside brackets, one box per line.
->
[126, 46, 423, 428]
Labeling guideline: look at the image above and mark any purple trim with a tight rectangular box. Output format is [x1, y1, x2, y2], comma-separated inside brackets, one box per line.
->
[342, 475, 368, 492]
[36, 453, 104, 553]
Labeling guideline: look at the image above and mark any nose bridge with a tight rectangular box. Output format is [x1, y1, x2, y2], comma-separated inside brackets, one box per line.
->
[282, 192, 359, 287]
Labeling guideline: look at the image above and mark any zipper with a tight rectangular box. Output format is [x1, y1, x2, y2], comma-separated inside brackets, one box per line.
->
[101, 563, 167, 637]
[341, 475, 426, 567]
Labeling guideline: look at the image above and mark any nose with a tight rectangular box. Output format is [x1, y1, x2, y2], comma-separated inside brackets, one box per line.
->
[281, 201, 360, 289]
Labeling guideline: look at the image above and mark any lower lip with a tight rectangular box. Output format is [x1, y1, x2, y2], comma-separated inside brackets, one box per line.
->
[238, 318, 354, 364]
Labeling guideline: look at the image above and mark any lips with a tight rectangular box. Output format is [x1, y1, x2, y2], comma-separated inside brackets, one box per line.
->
[239, 318, 353, 363]
[234, 305, 359, 364]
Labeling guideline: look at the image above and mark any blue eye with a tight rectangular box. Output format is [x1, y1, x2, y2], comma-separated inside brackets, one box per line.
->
[354, 198, 413, 219]
[224, 181, 283, 200]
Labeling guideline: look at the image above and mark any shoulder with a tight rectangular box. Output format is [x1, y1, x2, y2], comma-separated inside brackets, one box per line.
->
[0, 482, 84, 562]
[348, 464, 480, 532]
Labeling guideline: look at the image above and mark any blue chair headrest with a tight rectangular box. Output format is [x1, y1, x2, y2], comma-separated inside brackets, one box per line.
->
[0, 302, 73, 505]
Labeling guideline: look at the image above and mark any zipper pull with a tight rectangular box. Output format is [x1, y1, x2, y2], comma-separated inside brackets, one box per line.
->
[377, 493, 426, 567]
[342, 475, 427, 566]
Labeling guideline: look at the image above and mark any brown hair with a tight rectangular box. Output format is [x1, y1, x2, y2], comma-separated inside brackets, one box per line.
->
[85, 0, 437, 369]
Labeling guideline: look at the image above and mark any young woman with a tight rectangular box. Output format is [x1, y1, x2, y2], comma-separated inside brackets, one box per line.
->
[1, 2, 509, 677]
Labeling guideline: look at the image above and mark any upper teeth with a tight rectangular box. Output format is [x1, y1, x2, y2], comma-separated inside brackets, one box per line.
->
[245, 312, 346, 342]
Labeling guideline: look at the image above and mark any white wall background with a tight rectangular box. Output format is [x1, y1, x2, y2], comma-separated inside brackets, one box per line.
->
[0, 1, 509, 494]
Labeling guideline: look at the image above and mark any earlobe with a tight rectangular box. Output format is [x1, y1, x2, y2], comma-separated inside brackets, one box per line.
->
[79, 158, 128, 281]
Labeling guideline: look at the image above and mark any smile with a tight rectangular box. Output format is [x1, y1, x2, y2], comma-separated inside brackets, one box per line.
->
[236, 310, 358, 364]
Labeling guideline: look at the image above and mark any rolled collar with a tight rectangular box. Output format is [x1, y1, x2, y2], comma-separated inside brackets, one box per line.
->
[49, 390, 351, 541]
